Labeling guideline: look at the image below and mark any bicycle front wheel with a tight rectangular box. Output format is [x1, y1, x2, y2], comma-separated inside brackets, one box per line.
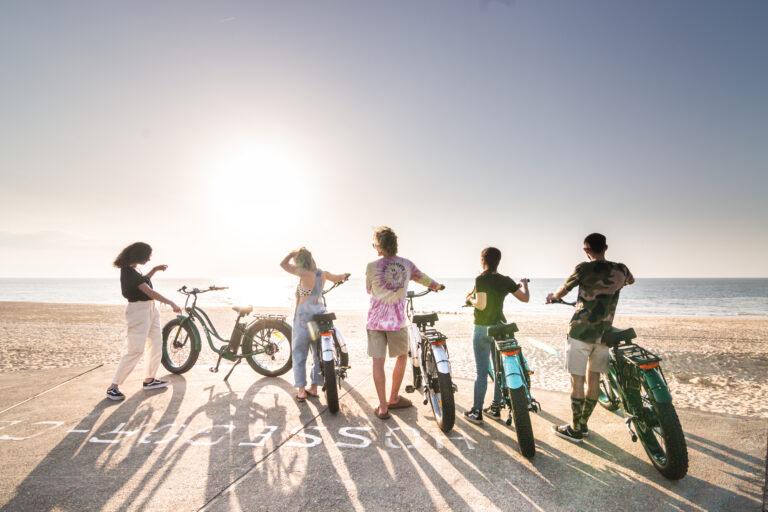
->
[161, 319, 200, 374]
[510, 387, 536, 458]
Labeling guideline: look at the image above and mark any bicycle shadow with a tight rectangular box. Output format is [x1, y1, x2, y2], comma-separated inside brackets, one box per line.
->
[1, 380, 181, 512]
[535, 407, 764, 510]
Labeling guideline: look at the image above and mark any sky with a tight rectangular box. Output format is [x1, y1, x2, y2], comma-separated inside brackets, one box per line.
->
[1, 0, 766, 279]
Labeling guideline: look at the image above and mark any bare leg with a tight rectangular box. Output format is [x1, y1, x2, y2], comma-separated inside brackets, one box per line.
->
[388, 354, 408, 405]
[570, 374, 586, 399]
[372, 357, 388, 414]
[586, 371, 601, 400]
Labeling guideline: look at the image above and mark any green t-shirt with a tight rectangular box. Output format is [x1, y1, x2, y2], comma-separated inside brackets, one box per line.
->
[473, 273, 520, 326]
[559, 260, 633, 343]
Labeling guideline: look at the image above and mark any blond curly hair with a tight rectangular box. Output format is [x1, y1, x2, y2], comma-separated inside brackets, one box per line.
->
[373, 226, 398, 257]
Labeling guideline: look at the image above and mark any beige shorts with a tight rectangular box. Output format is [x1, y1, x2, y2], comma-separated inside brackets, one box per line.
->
[565, 337, 610, 376]
[367, 328, 409, 358]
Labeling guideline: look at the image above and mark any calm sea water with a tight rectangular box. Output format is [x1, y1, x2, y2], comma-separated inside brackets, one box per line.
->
[0, 277, 766, 317]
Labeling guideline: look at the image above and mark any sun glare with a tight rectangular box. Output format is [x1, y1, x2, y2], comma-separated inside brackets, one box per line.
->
[208, 140, 311, 222]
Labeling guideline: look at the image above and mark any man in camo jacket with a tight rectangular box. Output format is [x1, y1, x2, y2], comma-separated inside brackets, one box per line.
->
[547, 233, 634, 443]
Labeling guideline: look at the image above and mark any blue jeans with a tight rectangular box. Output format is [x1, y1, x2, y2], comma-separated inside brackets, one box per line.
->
[473, 324, 502, 411]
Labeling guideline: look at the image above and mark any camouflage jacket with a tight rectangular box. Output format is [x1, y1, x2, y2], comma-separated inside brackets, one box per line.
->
[558, 260, 634, 343]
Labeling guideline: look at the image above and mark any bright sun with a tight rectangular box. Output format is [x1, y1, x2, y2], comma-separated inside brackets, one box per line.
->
[208, 140, 310, 221]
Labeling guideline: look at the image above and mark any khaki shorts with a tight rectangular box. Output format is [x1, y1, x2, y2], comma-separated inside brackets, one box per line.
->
[565, 337, 610, 376]
[367, 328, 409, 358]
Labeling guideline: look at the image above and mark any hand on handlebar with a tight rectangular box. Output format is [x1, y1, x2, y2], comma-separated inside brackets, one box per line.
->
[169, 301, 182, 314]
[546, 292, 556, 304]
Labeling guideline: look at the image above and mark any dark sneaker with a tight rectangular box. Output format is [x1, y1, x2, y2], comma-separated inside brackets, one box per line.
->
[142, 379, 168, 390]
[106, 388, 125, 401]
[580, 424, 589, 437]
[553, 424, 583, 443]
[483, 402, 501, 420]
[464, 408, 483, 424]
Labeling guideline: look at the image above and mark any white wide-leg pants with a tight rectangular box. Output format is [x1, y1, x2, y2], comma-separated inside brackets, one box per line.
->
[112, 301, 162, 385]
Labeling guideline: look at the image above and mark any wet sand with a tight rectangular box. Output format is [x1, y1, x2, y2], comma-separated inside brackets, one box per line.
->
[0, 301, 766, 418]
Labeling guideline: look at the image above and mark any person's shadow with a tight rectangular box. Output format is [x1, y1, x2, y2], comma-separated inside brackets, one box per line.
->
[1, 379, 182, 512]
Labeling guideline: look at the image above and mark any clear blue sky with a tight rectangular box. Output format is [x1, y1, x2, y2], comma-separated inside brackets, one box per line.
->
[1, 1, 766, 278]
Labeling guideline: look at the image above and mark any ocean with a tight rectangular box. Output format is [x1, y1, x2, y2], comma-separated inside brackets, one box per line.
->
[0, 277, 766, 317]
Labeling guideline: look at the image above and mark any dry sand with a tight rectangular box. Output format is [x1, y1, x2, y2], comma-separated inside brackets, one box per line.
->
[0, 301, 766, 418]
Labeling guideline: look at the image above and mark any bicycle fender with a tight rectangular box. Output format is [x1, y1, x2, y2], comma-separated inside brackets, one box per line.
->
[321, 334, 335, 362]
[502, 355, 526, 390]
[642, 368, 673, 404]
[430, 344, 451, 374]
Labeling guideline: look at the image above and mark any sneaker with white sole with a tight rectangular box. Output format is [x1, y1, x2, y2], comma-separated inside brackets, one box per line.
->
[484, 402, 501, 420]
[142, 379, 168, 390]
[464, 408, 483, 424]
[106, 387, 125, 401]
[553, 424, 583, 443]
[580, 424, 589, 437]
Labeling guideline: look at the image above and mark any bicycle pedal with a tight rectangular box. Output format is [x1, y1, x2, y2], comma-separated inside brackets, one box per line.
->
[405, 385, 415, 393]
[209, 367, 218, 373]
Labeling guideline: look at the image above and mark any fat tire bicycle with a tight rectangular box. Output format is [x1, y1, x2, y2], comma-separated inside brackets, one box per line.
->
[486, 322, 540, 458]
[161, 285, 293, 380]
[306, 279, 350, 414]
[553, 299, 688, 480]
[404, 287, 455, 433]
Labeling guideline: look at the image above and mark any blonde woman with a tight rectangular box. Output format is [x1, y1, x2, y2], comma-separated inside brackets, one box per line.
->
[280, 248, 350, 402]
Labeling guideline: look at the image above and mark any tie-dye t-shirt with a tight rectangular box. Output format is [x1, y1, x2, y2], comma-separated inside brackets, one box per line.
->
[366, 256, 437, 331]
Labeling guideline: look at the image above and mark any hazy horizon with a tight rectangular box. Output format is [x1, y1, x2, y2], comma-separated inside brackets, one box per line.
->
[2, 1, 766, 279]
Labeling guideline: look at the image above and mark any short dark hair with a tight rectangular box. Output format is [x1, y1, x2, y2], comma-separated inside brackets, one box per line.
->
[113, 242, 152, 268]
[373, 226, 398, 257]
[481, 247, 501, 273]
[584, 233, 607, 253]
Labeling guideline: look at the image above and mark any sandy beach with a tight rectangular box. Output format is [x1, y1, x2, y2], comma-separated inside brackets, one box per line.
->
[1, 301, 766, 418]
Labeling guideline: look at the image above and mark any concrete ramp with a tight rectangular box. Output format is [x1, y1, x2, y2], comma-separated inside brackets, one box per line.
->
[0, 366, 764, 511]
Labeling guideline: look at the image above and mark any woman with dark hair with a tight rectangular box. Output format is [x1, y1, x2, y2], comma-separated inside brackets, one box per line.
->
[107, 242, 181, 401]
[280, 247, 350, 402]
[463, 247, 530, 424]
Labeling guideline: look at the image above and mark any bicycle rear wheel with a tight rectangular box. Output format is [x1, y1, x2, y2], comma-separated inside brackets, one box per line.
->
[598, 374, 620, 411]
[425, 346, 455, 433]
[243, 319, 292, 377]
[636, 388, 688, 479]
[510, 387, 536, 458]
[323, 355, 339, 414]
[162, 319, 200, 374]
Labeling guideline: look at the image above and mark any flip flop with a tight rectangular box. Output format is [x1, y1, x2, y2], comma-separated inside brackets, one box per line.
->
[306, 389, 320, 398]
[376, 408, 391, 420]
[295, 394, 307, 403]
[388, 396, 413, 409]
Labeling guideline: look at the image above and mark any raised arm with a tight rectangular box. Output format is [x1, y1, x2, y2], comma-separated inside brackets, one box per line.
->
[280, 250, 300, 276]
[145, 264, 168, 280]
[513, 278, 530, 303]
[323, 271, 351, 284]
[138, 283, 181, 313]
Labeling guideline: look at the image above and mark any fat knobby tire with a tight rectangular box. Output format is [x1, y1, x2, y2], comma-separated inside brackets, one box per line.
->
[649, 402, 689, 480]
[161, 319, 200, 374]
[511, 386, 536, 458]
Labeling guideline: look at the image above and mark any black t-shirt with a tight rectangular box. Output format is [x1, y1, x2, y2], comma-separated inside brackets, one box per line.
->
[473, 272, 520, 326]
[120, 266, 152, 302]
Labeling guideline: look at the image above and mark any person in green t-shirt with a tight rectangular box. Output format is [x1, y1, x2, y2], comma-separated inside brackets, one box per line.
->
[463, 247, 530, 424]
[546, 233, 634, 443]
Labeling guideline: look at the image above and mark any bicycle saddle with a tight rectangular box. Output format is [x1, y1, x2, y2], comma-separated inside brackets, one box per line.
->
[412, 313, 438, 325]
[232, 305, 253, 316]
[602, 327, 637, 346]
[487, 323, 519, 340]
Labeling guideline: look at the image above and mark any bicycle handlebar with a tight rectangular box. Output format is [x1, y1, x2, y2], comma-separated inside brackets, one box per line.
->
[178, 285, 229, 295]
[407, 284, 445, 299]
[323, 275, 350, 295]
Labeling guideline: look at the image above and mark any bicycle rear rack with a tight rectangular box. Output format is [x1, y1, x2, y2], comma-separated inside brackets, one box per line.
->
[615, 342, 662, 368]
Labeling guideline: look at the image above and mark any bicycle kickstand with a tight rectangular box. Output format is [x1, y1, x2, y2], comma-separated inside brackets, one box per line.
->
[223, 358, 242, 381]
[210, 352, 224, 373]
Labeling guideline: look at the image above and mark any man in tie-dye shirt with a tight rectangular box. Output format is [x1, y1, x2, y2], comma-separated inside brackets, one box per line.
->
[366, 226, 443, 419]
